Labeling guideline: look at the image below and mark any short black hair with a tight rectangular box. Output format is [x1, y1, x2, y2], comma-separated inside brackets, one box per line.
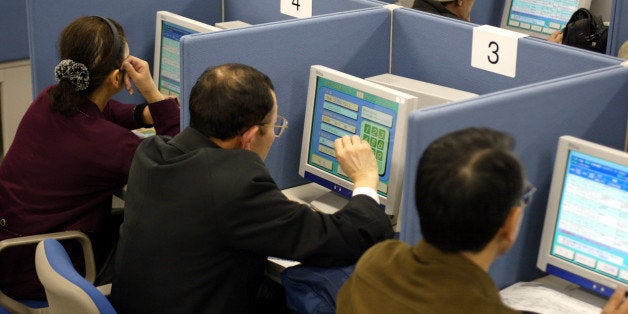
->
[415, 127, 524, 253]
[189, 63, 275, 140]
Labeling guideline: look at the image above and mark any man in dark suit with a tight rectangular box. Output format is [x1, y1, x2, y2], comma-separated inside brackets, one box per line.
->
[111, 63, 393, 313]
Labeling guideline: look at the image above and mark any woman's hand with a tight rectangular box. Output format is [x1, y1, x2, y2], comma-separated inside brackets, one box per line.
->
[120, 56, 165, 104]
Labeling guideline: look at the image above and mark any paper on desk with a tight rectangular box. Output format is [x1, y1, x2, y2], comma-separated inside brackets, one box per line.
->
[500, 282, 602, 314]
[268, 257, 300, 268]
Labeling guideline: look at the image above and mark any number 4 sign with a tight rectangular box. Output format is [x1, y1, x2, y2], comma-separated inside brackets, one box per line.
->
[281, 0, 312, 19]
[471, 25, 528, 78]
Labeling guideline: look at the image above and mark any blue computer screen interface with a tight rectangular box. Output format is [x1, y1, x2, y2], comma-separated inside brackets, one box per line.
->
[157, 21, 197, 98]
[550, 150, 628, 287]
[504, 0, 582, 38]
[305, 76, 399, 198]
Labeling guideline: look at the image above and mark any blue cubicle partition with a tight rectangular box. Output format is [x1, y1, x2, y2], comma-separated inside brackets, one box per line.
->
[26, 0, 223, 104]
[180, 7, 392, 189]
[224, 0, 381, 25]
[391, 8, 622, 95]
[610, 0, 628, 56]
[0, 1, 29, 62]
[399, 65, 628, 288]
[392, 7, 626, 288]
[26, 0, 382, 105]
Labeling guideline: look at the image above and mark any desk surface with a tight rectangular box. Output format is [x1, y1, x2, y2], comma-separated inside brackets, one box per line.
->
[500, 275, 607, 313]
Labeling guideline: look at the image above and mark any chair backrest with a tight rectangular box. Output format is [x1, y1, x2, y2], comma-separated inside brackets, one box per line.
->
[0, 231, 94, 313]
[35, 238, 116, 314]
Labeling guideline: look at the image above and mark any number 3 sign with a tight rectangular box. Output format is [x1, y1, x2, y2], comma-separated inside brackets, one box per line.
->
[471, 25, 527, 78]
[280, 0, 312, 18]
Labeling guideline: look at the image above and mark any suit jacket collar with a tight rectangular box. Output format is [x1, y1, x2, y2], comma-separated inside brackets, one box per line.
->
[168, 127, 220, 154]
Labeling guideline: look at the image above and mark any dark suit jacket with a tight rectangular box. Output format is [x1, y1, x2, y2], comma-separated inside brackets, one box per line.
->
[111, 127, 393, 313]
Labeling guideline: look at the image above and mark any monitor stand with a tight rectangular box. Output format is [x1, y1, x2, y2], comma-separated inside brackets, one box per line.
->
[281, 183, 348, 214]
[310, 191, 349, 214]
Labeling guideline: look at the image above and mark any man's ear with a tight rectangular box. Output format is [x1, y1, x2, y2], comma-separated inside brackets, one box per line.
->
[240, 125, 260, 150]
[500, 205, 523, 244]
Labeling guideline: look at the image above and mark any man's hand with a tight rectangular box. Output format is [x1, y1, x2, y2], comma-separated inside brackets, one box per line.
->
[548, 30, 563, 44]
[334, 135, 379, 190]
[603, 287, 628, 314]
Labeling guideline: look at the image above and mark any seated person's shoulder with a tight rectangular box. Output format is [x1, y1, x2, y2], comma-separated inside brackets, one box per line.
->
[356, 239, 409, 269]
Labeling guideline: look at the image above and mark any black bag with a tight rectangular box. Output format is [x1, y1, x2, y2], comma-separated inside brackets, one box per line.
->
[562, 8, 608, 53]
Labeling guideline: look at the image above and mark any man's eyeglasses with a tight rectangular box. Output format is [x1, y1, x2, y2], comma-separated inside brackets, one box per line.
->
[259, 115, 289, 138]
[521, 181, 537, 207]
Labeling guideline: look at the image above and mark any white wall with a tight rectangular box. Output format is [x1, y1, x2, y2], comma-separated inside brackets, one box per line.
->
[591, 0, 613, 23]
[0, 59, 32, 156]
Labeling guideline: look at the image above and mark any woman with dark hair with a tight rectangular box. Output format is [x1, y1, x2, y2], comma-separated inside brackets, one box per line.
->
[0, 16, 179, 300]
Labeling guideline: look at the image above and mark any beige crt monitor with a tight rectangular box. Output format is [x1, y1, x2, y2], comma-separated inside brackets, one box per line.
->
[537, 136, 628, 298]
[153, 11, 221, 98]
[365, 74, 478, 107]
[299, 65, 421, 216]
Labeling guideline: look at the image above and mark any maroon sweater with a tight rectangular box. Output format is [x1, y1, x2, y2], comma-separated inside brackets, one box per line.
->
[0, 86, 180, 299]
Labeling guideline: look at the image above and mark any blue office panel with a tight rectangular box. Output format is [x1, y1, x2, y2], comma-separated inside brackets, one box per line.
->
[399, 65, 628, 288]
[225, 0, 382, 24]
[391, 8, 622, 96]
[609, 0, 628, 56]
[26, 0, 222, 103]
[180, 8, 392, 189]
[471, 0, 505, 26]
[0, 0, 29, 62]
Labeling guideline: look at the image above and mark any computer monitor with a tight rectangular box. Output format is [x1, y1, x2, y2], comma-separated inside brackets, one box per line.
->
[537, 135, 628, 298]
[365, 74, 478, 108]
[299, 65, 420, 216]
[153, 11, 220, 98]
[500, 0, 591, 39]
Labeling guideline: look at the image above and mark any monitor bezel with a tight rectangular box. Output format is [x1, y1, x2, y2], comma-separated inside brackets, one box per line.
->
[500, 0, 592, 39]
[153, 11, 221, 93]
[298, 65, 419, 216]
[537, 135, 628, 298]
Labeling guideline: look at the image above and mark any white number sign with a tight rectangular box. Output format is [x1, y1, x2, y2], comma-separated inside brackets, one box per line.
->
[471, 25, 527, 78]
[281, 0, 312, 19]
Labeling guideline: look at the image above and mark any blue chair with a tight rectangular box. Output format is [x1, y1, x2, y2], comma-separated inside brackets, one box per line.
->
[0, 231, 99, 313]
[35, 238, 115, 314]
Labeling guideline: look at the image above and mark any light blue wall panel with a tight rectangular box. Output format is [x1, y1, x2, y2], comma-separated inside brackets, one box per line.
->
[609, 0, 628, 56]
[391, 8, 622, 96]
[225, 0, 381, 24]
[0, 0, 29, 62]
[26, 0, 222, 103]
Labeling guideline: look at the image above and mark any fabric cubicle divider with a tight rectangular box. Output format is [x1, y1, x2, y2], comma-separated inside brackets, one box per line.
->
[390, 8, 622, 95]
[25, 0, 223, 104]
[399, 65, 628, 288]
[180, 7, 392, 189]
[0, 1, 29, 62]
[224, 0, 382, 25]
[609, 0, 628, 56]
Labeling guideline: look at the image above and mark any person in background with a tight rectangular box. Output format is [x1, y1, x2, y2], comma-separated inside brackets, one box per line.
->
[412, 0, 475, 22]
[0, 16, 180, 300]
[111, 63, 393, 313]
[336, 127, 628, 313]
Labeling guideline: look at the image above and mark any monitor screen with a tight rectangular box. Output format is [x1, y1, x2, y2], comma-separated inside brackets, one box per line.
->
[299, 65, 420, 216]
[500, 0, 591, 39]
[537, 135, 628, 298]
[153, 11, 220, 98]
